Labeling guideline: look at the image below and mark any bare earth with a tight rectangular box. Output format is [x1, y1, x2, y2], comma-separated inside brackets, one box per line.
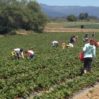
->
[16, 29, 32, 35]
[72, 83, 99, 99]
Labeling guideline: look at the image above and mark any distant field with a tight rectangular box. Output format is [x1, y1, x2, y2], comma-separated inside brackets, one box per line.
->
[46, 21, 99, 28]
[44, 21, 99, 32]
[0, 32, 99, 99]
[64, 22, 99, 29]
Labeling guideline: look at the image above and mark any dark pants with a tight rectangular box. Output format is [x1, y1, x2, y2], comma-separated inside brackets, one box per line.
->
[84, 58, 92, 71]
[16, 53, 20, 59]
[80, 58, 92, 75]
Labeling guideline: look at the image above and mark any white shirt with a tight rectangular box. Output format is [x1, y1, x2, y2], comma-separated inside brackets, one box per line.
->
[52, 40, 58, 44]
[83, 43, 96, 58]
[52, 41, 59, 47]
[14, 48, 20, 53]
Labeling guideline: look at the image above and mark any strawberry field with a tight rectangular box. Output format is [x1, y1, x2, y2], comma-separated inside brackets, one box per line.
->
[0, 32, 99, 99]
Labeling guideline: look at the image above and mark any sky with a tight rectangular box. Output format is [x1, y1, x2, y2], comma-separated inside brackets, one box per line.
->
[37, 0, 99, 6]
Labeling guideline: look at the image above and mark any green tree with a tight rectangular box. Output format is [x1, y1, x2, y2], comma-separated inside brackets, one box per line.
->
[67, 15, 77, 21]
[79, 13, 89, 20]
[27, 1, 47, 32]
[0, 0, 47, 34]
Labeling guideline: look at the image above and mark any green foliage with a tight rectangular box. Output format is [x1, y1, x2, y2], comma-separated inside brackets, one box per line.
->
[79, 13, 89, 20]
[67, 15, 77, 21]
[0, 0, 47, 34]
[0, 32, 99, 99]
[64, 22, 99, 29]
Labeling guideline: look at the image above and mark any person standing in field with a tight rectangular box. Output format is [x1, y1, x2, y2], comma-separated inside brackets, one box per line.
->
[11, 48, 24, 59]
[81, 39, 96, 74]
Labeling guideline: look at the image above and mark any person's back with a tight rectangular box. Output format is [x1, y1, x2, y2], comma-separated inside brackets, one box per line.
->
[28, 50, 34, 55]
[52, 40, 59, 47]
[83, 43, 96, 58]
[26, 50, 35, 59]
[14, 48, 20, 53]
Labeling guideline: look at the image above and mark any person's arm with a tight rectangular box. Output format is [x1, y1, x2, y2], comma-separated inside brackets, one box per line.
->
[83, 44, 87, 52]
[92, 46, 96, 58]
[21, 52, 24, 59]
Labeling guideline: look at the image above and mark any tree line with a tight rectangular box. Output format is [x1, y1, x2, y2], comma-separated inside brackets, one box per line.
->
[67, 13, 98, 21]
[0, 0, 47, 34]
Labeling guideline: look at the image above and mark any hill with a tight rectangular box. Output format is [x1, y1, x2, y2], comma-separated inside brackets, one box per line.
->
[40, 4, 99, 18]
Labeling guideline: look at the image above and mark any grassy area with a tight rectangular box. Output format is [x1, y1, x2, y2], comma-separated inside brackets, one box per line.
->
[64, 22, 99, 29]
[0, 32, 99, 99]
[46, 21, 99, 29]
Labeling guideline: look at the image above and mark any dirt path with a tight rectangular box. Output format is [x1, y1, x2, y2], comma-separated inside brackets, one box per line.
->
[72, 83, 99, 99]
[16, 77, 99, 99]
[27, 76, 99, 99]
[27, 82, 99, 99]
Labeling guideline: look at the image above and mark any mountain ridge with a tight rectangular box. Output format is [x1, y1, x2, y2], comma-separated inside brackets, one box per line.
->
[40, 4, 99, 18]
